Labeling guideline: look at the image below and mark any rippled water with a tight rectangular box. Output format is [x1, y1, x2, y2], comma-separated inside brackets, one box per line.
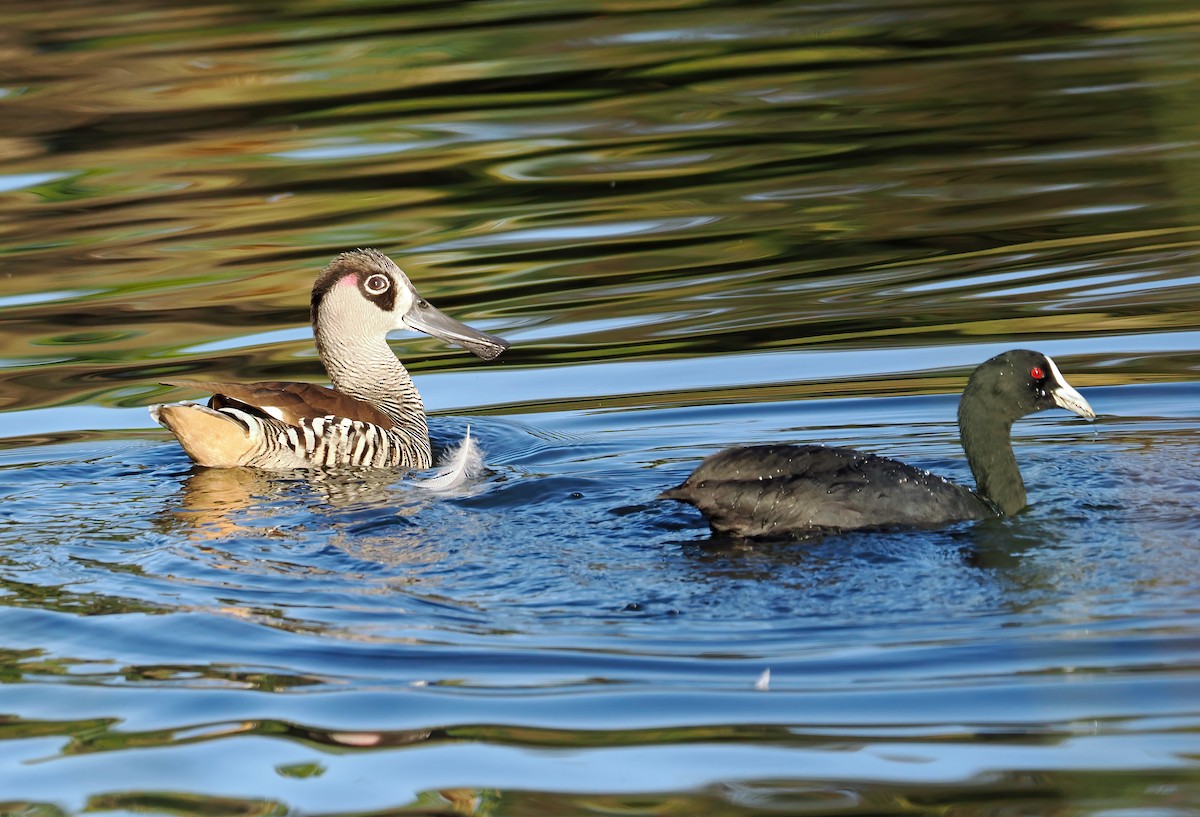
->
[2, 1, 1200, 814]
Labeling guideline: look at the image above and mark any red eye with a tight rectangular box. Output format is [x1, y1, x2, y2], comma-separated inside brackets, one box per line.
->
[1030, 366, 1044, 380]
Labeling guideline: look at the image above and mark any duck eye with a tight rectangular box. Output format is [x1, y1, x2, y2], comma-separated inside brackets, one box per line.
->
[363, 274, 390, 294]
[1030, 366, 1045, 380]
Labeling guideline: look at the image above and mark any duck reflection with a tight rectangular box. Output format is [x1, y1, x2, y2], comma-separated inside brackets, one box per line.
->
[171, 466, 405, 529]
[163, 465, 459, 570]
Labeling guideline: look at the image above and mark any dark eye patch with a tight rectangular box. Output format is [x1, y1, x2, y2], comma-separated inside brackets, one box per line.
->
[358, 271, 397, 311]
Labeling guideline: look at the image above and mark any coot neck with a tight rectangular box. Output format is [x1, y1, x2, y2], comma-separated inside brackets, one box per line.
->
[957, 391, 1026, 516]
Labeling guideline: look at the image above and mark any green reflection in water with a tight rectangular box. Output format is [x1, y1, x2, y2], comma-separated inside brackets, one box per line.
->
[0, 1, 1198, 815]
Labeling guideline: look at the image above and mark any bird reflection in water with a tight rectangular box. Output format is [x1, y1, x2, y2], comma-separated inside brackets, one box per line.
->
[161, 465, 475, 574]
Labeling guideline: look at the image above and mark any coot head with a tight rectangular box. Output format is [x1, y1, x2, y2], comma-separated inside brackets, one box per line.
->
[965, 349, 1094, 425]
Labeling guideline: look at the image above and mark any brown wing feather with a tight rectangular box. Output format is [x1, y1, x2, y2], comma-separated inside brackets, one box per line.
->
[162, 379, 395, 429]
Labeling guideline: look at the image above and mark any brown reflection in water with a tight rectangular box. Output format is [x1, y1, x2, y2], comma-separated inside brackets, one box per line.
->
[162, 465, 469, 594]
[168, 466, 293, 543]
[66, 768, 1199, 817]
[86, 792, 284, 817]
[166, 466, 422, 535]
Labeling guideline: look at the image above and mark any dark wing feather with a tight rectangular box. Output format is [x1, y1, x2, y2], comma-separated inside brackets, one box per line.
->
[660, 444, 994, 538]
[162, 379, 395, 429]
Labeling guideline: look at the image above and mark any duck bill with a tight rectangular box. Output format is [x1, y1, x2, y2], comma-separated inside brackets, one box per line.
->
[1050, 381, 1095, 420]
[400, 300, 510, 361]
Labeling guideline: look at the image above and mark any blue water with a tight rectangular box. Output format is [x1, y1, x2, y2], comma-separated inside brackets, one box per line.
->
[3, 380, 1199, 810]
[2, 0, 1200, 813]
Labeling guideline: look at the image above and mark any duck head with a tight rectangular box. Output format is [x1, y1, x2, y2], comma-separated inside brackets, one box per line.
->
[311, 248, 509, 360]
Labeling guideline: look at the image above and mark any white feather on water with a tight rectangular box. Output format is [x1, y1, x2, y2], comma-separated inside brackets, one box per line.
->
[408, 426, 485, 492]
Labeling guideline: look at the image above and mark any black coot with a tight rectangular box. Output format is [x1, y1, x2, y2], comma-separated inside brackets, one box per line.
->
[659, 350, 1095, 539]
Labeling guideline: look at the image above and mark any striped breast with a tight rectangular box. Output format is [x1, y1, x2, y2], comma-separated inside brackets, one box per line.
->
[235, 412, 431, 469]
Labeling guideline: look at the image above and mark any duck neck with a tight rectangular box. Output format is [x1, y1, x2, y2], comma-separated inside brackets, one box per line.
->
[958, 393, 1025, 515]
[314, 322, 429, 441]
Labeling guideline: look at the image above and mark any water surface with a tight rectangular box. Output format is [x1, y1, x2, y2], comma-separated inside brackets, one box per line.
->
[1, 1, 1199, 814]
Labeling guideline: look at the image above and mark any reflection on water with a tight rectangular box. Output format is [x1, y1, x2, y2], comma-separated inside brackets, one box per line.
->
[2, 0, 1199, 416]
[1, 0, 1200, 814]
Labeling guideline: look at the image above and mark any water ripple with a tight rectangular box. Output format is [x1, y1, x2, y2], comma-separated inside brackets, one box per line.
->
[0, 0, 1198, 812]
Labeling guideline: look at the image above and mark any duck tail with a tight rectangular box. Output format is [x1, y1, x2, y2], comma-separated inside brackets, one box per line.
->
[410, 426, 485, 492]
[150, 402, 256, 468]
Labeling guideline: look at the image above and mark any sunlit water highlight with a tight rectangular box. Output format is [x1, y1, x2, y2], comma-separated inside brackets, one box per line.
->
[1, 1, 1199, 815]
